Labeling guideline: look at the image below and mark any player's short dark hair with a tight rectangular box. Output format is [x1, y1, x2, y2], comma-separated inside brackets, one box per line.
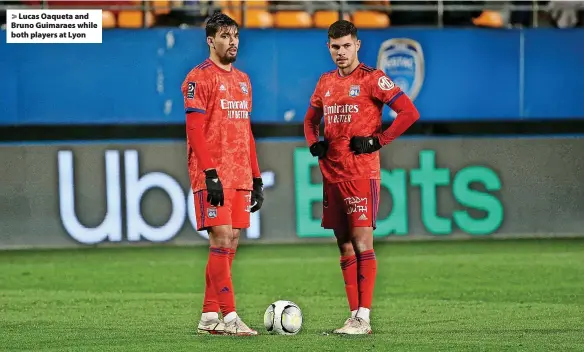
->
[328, 20, 358, 40]
[205, 12, 239, 38]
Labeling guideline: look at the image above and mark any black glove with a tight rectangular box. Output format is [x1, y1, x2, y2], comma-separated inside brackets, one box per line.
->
[250, 177, 264, 213]
[350, 136, 382, 155]
[309, 141, 329, 158]
[204, 169, 224, 206]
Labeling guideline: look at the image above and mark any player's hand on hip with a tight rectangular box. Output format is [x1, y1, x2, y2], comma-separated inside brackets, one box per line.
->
[350, 136, 382, 155]
[204, 169, 224, 206]
[250, 177, 264, 213]
[309, 140, 329, 158]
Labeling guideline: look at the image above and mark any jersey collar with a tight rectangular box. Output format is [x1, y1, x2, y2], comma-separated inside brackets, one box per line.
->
[206, 58, 233, 74]
[337, 62, 362, 79]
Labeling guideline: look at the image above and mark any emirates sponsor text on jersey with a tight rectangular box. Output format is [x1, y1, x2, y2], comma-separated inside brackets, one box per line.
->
[220, 99, 250, 119]
[323, 103, 359, 124]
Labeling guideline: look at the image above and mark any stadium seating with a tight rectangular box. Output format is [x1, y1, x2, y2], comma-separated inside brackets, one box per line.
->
[216, 0, 242, 23]
[102, 10, 117, 28]
[21, 0, 136, 10]
[18, 0, 474, 29]
[151, 0, 171, 15]
[243, 1, 273, 28]
[216, 0, 273, 28]
[18, 0, 393, 29]
[313, 11, 350, 29]
[352, 10, 390, 28]
[15, 0, 525, 30]
[274, 11, 312, 28]
[246, 0, 268, 10]
[245, 9, 274, 28]
[118, 10, 155, 28]
[472, 10, 505, 28]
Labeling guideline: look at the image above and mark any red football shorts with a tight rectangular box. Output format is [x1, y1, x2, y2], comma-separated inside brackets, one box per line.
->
[193, 189, 251, 231]
[322, 179, 380, 231]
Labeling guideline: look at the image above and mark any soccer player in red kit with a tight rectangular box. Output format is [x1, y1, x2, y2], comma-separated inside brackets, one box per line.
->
[181, 13, 263, 336]
[304, 20, 420, 335]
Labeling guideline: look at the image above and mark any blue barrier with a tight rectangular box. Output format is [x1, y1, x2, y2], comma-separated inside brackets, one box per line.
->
[1, 28, 583, 125]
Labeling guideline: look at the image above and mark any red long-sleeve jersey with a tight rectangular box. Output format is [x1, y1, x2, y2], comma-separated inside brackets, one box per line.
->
[304, 63, 419, 183]
[181, 58, 261, 193]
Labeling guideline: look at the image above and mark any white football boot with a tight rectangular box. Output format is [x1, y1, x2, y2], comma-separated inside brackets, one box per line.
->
[197, 318, 226, 335]
[333, 317, 372, 335]
[333, 317, 357, 334]
[224, 317, 258, 336]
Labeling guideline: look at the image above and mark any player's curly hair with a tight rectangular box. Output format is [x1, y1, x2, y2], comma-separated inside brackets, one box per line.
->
[328, 20, 358, 40]
[205, 12, 239, 38]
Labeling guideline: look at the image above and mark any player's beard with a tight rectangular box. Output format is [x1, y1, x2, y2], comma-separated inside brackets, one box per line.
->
[220, 47, 237, 64]
[220, 54, 237, 64]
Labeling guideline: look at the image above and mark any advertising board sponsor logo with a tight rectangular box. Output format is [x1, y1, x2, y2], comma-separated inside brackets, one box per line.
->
[294, 148, 504, 237]
[57, 150, 274, 244]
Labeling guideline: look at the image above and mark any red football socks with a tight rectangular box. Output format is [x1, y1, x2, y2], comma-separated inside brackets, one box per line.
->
[206, 247, 236, 317]
[202, 248, 236, 314]
[357, 249, 377, 309]
[202, 261, 219, 313]
[340, 254, 359, 312]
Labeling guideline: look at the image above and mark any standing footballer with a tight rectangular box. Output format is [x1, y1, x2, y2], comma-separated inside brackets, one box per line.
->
[304, 20, 420, 335]
[181, 13, 263, 336]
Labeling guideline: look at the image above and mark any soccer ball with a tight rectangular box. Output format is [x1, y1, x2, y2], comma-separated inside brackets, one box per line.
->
[263, 300, 303, 335]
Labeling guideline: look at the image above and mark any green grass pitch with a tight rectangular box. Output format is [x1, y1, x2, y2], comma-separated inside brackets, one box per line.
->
[1, 239, 584, 351]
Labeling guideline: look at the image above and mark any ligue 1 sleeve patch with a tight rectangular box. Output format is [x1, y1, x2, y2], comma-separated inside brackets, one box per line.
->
[378, 76, 395, 91]
[187, 82, 196, 99]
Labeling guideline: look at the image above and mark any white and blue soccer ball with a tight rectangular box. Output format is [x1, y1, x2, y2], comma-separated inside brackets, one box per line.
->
[263, 300, 303, 335]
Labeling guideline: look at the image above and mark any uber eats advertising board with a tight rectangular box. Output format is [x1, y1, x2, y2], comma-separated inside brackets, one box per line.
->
[0, 137, 583, 249]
